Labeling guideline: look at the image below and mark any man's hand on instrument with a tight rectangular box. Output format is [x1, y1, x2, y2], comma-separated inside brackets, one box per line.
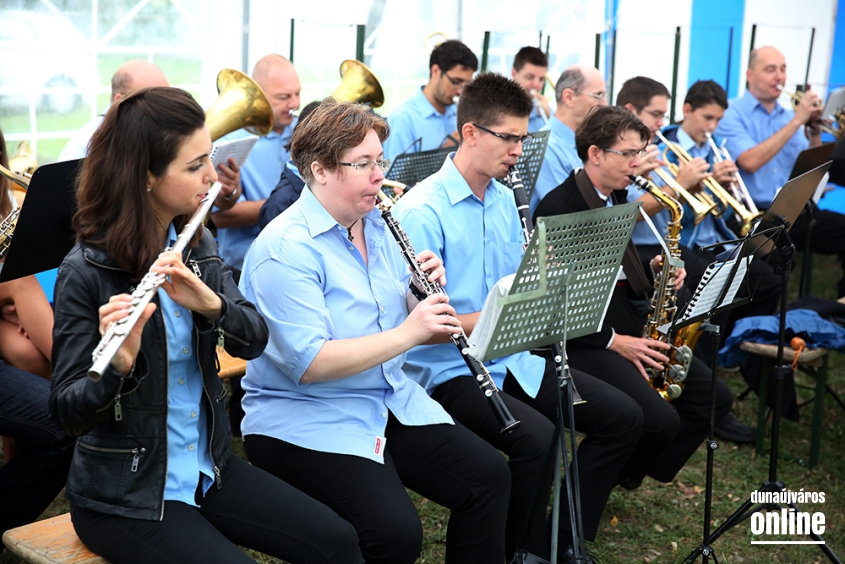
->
[414, 249, 447, 288]
[650, 255, 686, 290]
[632, 144, 661, 178]
[152, 251, 222, 320]
[214, 157, 241, 211]
[711, 158, 739, 185]
[401, 293, 462, 346]
[532, 89, 551, 118]
[794, 88, 823, 125]
[608, 334, 671, 380]
[675, 157, 710, 191]
[99, 294, 156, 376]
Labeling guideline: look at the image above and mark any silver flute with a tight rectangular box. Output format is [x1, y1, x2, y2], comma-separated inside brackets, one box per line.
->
[88, 181, 224, 380]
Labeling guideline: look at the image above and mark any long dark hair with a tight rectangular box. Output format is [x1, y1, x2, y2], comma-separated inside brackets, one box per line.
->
[73, 87, 206, 280]
[0, 128, 12, 219]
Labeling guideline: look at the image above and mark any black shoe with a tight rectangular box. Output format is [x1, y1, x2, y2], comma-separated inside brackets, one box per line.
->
[714, 412, 756, 444]
[560, 544, 595, 564]
[617, 474, 643, 491]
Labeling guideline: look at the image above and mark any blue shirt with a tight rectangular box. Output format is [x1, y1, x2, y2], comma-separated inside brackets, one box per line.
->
[528, 104, 547, 133]
[531, 116, 582, 214]
[160, 224, 214, 506]
[239, 187, 453, 464]
[715, 90, 808, 208]
[216, 124, 296, 271]
[383, 87, 457, 162]
[392, 155, 546, 398]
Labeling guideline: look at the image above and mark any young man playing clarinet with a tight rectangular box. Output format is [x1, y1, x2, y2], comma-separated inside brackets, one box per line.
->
[393, 72, 643, 564]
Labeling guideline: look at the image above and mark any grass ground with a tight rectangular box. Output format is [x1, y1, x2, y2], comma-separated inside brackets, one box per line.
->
[2, 251, 843, 564]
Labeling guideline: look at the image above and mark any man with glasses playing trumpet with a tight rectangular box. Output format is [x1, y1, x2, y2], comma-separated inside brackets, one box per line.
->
[716, 46, 845, 297]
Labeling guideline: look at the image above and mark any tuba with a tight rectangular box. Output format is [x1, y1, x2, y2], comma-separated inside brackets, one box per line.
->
[332, 60, 385, 108]
[629, 175, 694, 401]
[205, 69, 274, 142]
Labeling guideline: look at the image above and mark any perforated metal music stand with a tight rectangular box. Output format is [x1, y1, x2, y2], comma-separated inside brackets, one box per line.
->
[475, 202, 640, 563]
[385, 146, 452, 186]
[496, 130, 550, 208]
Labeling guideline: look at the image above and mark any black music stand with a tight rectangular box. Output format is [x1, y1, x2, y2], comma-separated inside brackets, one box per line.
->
[470, 203, 640, 563]
[683, 163, 841, 564]
[385, 146, 452, 187]
[0, 159, 80, 283]
[496, 130, 550, 206]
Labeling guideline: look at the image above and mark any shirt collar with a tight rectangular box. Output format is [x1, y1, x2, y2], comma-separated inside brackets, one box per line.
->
[413, 86, 455, 119]
[741, 90, 786, 116]
[440, 153, 503, 207]
[298, 183, 384, 239]
[166, 222, 177, 247]
[548, 115, 575, 141]
[675, 127, 701, 153]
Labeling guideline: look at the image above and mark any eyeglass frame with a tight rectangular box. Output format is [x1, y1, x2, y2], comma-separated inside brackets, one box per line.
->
[576, 89, 607, 101]
[472, 123, 534, 145]
[338, 159, 391, 173]
[602, 147, 647, 160]
[442, 71, 469, 87]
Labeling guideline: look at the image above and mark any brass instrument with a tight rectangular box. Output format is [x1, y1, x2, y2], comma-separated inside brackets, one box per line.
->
[777, 84, 843, 139]
[655, 130, 762, 235]
[205, 69, 274, 141]
[381, 179, 405, 202]
[629, 175, 694, 401]
[650, 166, 714, 225]
[424, 31, 449, 51]
[332, 60, 385, 108]
[0, 164, 31, 260]
[705, 132, 759, 215]
[8, 141, 38, 175]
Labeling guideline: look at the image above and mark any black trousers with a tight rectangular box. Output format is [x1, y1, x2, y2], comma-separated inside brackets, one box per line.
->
[71, 454, 363, 564]
[789, 208, 845, 296]
[566, 347, 732, 483]
[431, 359, 643, 560]
[244, 416, 511, 564]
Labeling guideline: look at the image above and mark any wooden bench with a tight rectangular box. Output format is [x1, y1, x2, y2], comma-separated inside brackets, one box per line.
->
[740, 341, 830, 467]
[2, 514, 107, 564]
[217, 347, 247, 380]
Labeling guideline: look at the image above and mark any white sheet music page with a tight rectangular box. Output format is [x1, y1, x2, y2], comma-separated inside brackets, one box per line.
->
[211, 135, 259, 169]
[680, 256, 752, 322]
[466, 274, 515, 360]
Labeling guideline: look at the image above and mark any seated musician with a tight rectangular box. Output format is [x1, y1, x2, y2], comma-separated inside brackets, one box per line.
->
[510, 46, 552, 131]
[0, 126, 74, 547]
[715, 46, 845, 297]
[50, 87, 363, 564]
[383, 40, 477, 162]
[534, 105, 733, 491]
[239, 99, 511, 564]
[393, 73, 643, 564]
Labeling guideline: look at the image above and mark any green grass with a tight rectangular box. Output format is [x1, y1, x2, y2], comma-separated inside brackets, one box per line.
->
[2, 252, 844, 563]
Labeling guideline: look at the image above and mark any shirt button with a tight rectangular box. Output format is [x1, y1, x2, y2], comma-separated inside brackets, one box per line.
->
[178, 378, 185, 385]
[174, 311, 181, 318]
[380, 306, 385, 313]
[191, 411, 197, 418]
[183, 347, 190, 354]
[382, 412, 387, 418]
[188, 445, 195, 451]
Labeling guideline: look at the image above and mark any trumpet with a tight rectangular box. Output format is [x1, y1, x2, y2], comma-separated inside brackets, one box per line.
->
[655, 130, 762, 235]
[777, 84, 843, 138]
[705, 132, 759, 215]
[649, 166, 715, 225]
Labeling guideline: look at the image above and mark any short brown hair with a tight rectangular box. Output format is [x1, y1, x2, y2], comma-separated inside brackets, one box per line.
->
[575, 105, 650, 161]
[513, 46, 547, 71]
[456, 73, 533, 139]
[616, 76, 670, 112]
[291, 99, 389, 184]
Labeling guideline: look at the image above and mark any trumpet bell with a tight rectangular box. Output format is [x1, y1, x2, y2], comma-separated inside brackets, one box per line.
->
[332, 60, 385, 108]
[205, 69, 274, 142]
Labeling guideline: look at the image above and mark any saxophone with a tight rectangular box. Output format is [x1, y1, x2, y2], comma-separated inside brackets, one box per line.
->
[629, 175, 696, 401]
[0, 164, 30, 260]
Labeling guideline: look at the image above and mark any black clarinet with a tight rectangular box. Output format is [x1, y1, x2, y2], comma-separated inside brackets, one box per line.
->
[377, 193, 521, 435]
[504, 168, 585, 405]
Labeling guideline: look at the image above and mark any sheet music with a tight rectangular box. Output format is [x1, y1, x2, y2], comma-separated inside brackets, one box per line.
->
[211, 135, 259, 169]
[680, 256, 751, 322]
[466, 274, 515, 360]
[824, 86, 845, 117]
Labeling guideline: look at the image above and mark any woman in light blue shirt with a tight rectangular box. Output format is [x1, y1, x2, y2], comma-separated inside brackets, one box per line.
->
[240, 99, 511, 564]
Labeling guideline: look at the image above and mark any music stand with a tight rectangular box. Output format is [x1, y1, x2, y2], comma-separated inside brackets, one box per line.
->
[789, 143, 834, 180]
[384, 146, 452, 187]
[513, 130, 550, 205]
[0, 159, 80, 283]
[473, 203, 640, 564]
[683, 163, 841, 564]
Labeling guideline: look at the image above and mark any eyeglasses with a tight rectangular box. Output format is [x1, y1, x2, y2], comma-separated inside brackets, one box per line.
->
[339, 159, 391, 173]
[442, 72, 469, 87]
[603, 147, 647, 160]
[472, 123, 534, 145]
[576, 90, 606, 101]
[643, 109, 669, 120]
